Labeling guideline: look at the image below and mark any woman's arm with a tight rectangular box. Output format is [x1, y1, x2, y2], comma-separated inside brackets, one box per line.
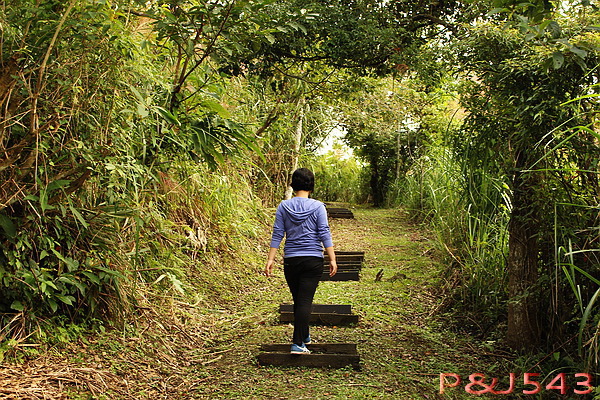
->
[325, 246, 337, 277]
[264, 247, 278, 277]
[266, 204, 284, 277]
[269, 205, 285, 249]
[316, 204, 336, 276]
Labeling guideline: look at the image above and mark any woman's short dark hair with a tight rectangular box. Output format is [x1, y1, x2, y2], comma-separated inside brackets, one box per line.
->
[291, 168, 315, 192]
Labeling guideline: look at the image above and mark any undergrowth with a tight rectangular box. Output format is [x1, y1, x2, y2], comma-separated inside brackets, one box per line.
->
[0, 158, 271, 362]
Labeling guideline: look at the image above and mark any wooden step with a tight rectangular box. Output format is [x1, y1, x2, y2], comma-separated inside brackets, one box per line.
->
[329, 262, 362, 270]
[257, 343, 360, 370]
[331, 260, 363, 264]
[278, 304, 359, 325]
[332, 261, 363, 265]
[321, 270, 359, 281]
[332, 251, 365, 256]
[326, 208, 354, 219]
[326, 255, 364, 262]
[325, 252, 365, 262]
[257, 353, 361, 369]
[328, 214, 354, 219]
[279, 304, 352, 313]
[279, 312, 359, 325]
[260, 343, 357, 354]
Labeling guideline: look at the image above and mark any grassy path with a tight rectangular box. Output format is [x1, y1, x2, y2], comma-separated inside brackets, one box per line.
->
[2, 208, 495, 399]
[190, 208, 489, 399]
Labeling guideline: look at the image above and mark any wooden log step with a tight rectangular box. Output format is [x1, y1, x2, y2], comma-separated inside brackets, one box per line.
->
[279, 312, 359, 325]
[326, 255, 364, 262]
[328, 214, 354, 219]
[323, 260, 362, 269]
[279, 304, 352, 313]
[278, 304, 358, 325]
[333, 265, 362, 272]
[278, 304, 359, 325]
[260, 343, 357, 354]
[321, 270, 359, 281]
[257, 343, 360, 369]
[325, 251, 365, 270]
[332, 251, 365, 256]
[257, 352, 360, 369]
[331, 260, 363, 265]
[326, 208, 354, 219]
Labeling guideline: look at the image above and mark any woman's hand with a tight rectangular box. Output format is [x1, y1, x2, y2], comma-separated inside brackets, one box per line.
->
[329, 260, 337, 277]
[264, 247, 278, 277]
[264, 259, 275, 277]
[325, 246, 337, 277]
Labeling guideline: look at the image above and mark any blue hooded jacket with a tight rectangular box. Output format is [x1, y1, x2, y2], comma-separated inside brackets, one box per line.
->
[269, 197, 333, 258]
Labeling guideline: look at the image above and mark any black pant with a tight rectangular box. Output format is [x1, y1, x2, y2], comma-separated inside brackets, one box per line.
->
[283, 256, 324, 346]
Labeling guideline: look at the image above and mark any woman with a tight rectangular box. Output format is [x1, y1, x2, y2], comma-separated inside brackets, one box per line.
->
[264, 168, 337, 354]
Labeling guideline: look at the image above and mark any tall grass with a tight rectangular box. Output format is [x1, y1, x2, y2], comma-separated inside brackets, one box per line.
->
[393, 136, 600, 366]
[121, 158, 269, 307]
[306, 151, 368, 204]
[391, 145, 510, 327]
[0, 153, 271, 358]
[554, 201, 600, 368]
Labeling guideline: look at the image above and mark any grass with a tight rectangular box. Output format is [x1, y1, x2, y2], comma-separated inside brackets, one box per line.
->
[1, 207, 513, 399]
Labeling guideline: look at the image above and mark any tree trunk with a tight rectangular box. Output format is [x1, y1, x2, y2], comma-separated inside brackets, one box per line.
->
[370, 158, 383, 207]
[506, 153, 541, 350]
[285, 100, 304, 200]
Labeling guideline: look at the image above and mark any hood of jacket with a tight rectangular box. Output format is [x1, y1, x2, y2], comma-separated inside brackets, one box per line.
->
[280, 197, 322, 225]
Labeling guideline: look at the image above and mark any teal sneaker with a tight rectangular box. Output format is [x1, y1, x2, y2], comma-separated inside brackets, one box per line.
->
[303, 335, 312, 345]
[290, 343, 310, 354]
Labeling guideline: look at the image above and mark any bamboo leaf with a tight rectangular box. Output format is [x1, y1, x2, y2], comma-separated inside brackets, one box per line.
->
[47, 180, 71, 193]
[153, 106, 180, 126]
[200, 99, 231, 118]
[69, 205, 89, 229]
[578, 287, 600, 355]
[10, 301, 24, 312]
[0, 214, 16, 239]
[82, 271, 101, 285]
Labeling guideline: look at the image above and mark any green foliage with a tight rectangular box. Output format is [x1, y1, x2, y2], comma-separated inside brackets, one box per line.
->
[0, 0, 597, 372]
[0, 0, 273, 334]
[341, 77, 454, 206]
[307, 149, 366, 204]
[447, 12, 600, 349]
[394, 144, 510, 328]
[0, 0, 143, 326]
[386, 5, 600, 354]
[257, 0, 472, 75]
[0, 198, 126, 314]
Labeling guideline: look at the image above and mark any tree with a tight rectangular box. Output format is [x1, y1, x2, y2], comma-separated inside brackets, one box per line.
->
[256, 0, 474, 75]
[454, 15, 600, 349]
[0, 0, 148, 317]
[0, 0, 326, 319]
[341, 77, 445, 206]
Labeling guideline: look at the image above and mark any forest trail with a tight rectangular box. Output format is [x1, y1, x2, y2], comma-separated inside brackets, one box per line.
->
[197, 207, 491, 400]
[2, 208, 493, 399]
